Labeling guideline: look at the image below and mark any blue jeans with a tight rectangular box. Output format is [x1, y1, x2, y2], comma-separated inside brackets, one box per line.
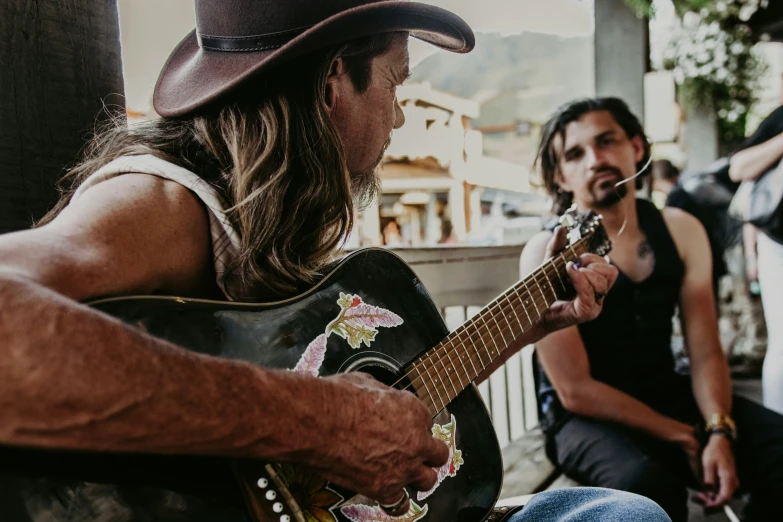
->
[509, 487, 671, 522]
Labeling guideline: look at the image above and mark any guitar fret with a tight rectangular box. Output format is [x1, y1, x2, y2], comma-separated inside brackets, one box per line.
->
[463, 330, 487, 369]
[488, 307, 508, 347]
[543, 271, 557, 300]
[444, 348, 466, 391]
[513, 286, 533, 327]
[457, 335, 481, 378]
[532, 273, 547, 310]
[476, 316, 496, 360]
[550, 257, 566, 293]
[499, 295, 517, 336]
[450, 338, 472, 385]
[507, 293, 525, 332]
[434, 348, 459, 397]
[412, 363, 436, 412]
[522, 279, 540, 318]
[421, 360, 447, 411]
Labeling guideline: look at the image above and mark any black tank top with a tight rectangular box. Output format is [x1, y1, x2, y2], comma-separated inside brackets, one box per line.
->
[537, 199, 688, 432]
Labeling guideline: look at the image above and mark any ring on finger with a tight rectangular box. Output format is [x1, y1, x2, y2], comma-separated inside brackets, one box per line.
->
[379, 489, 409, 515]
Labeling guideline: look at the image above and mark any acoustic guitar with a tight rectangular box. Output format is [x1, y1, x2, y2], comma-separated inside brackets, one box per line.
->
[1, 208, 609, 522]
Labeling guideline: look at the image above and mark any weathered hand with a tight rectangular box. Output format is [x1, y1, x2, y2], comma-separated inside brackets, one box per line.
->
[307, 372, 449, 512]
[697, 435, 739, 508]
[541, 227, 618, 332]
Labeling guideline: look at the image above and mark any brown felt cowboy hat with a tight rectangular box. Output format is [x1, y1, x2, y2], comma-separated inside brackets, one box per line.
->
[153, 0, 475, 118]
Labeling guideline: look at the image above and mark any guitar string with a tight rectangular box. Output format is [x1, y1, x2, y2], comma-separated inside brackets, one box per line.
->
[397, 241, 583, 400]
[408, 264, 563, 414]
[406, 156, 651, 411]
[391, 241, 589, 410]
[393, 247, 572, 394]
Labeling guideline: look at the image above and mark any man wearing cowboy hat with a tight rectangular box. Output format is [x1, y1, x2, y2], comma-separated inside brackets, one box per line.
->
[0, 1, 668, 520]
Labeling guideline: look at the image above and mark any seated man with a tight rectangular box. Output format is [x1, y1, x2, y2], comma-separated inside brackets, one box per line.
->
[521, 97, 783, 522]
[0, 2, 666, 521]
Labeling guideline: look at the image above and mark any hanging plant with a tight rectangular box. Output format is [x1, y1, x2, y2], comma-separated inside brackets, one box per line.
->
[622, 0, 761, 19]
[637, 0, 769, 142]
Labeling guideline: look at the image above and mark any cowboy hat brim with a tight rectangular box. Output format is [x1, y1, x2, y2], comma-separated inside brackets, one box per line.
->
[153, 2, 474, 117]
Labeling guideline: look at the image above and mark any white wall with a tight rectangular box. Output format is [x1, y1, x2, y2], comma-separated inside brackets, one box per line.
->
[118, 0, 196, 116]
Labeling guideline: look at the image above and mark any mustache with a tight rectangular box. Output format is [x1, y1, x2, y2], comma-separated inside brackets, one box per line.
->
[590, 167, 623, 185]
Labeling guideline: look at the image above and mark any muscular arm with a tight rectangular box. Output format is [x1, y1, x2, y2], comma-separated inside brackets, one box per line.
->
[0, 174, 447, 504]
[729, 132, 783, 181]
[663, 208, 732, 421]
[0, 174, 299, 455]
[523, 231, 695, 445]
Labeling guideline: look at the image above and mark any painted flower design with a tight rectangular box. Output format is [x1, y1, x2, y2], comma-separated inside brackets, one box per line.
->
[341, 500, 429, 522]
[417, 415, 463, 501]
[327, 293, 404, 349]
[293, 334, 328, 378]
[276, 464, 344, 522]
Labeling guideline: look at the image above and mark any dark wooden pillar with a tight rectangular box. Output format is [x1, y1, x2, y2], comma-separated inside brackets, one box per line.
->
[0, 0, 125, 232]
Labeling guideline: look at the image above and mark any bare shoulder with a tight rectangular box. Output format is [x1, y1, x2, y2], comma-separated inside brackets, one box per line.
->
[0, 173, 215, 300]
[661, 206, 709, 262]
[520, 229, 554, 276]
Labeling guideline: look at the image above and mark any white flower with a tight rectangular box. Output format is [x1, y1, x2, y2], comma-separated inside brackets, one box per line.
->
[730, 41, 746, 55]
[674, 68, 685, 84]
[683, 12, 700, 28]
[727, 111, 739, 123]
[739, 5, 757, 22]
[716, 68, 729, 81]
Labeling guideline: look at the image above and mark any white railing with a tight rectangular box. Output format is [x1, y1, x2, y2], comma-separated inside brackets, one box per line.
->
[393, 245, 540, 449]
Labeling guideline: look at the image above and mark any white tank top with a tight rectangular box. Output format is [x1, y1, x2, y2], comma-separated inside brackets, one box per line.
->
[70, 154, 243, 300]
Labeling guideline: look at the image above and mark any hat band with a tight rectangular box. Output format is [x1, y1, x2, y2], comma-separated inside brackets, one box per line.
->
[197, 25, 312, 52]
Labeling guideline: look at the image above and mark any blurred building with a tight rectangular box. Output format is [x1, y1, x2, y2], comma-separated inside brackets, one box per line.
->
[350, 83, 545, 249]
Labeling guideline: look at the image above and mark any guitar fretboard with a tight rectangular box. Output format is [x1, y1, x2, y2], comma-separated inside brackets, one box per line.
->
[408, 238, 590, 415]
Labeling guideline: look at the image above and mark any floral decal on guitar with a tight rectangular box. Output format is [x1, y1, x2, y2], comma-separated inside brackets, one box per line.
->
[293, 334, 328, 378]
[341, 500, 429, 522]
[327, 293, 404, 349]
[292, 294, 403, 378]
[417, 415, 464, 500]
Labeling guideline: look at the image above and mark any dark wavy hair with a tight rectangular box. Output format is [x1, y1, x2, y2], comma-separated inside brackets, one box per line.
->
[535, 97, 651, 215]
[39, 33, 397, 300]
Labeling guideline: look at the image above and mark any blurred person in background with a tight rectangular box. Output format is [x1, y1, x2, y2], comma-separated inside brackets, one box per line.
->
[730, 104, 783, 415]
[652, 159, 728, 305]
[523, 97, 783, 522]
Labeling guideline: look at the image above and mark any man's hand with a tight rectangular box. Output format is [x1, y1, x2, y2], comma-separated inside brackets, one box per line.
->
[307, 372, 449, 514]
[540, 227, 619, 332]
[697, 435, 739, 508]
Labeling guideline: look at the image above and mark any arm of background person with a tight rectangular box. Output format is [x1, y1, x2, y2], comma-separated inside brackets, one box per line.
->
[663, 207, 738, 507]
[663, 208, 732, 423]
[519, 231, 698, 448]
[0, 173, 446, 504]
[729, 106, 783, 182]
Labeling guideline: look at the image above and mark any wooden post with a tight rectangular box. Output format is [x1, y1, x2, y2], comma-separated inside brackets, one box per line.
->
[0, 0, 125, 232]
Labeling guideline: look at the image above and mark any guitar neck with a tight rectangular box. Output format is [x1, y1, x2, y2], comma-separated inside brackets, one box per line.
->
[407, 237, 591, 415]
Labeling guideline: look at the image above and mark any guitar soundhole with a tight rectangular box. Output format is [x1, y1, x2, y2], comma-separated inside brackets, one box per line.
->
[349, 361, 410, 391]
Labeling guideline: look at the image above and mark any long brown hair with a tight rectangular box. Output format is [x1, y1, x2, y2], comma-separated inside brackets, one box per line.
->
[39, 33, 396, 300]
[535, 97, 651, 215]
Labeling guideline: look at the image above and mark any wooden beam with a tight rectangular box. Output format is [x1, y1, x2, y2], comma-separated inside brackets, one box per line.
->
[0, 0, 125, 232]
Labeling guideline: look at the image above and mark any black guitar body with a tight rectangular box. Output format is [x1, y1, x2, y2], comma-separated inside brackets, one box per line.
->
[0, 249, 503, 522]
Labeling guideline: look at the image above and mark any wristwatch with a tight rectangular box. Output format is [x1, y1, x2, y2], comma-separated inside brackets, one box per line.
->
[705, 413, 737, 442]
